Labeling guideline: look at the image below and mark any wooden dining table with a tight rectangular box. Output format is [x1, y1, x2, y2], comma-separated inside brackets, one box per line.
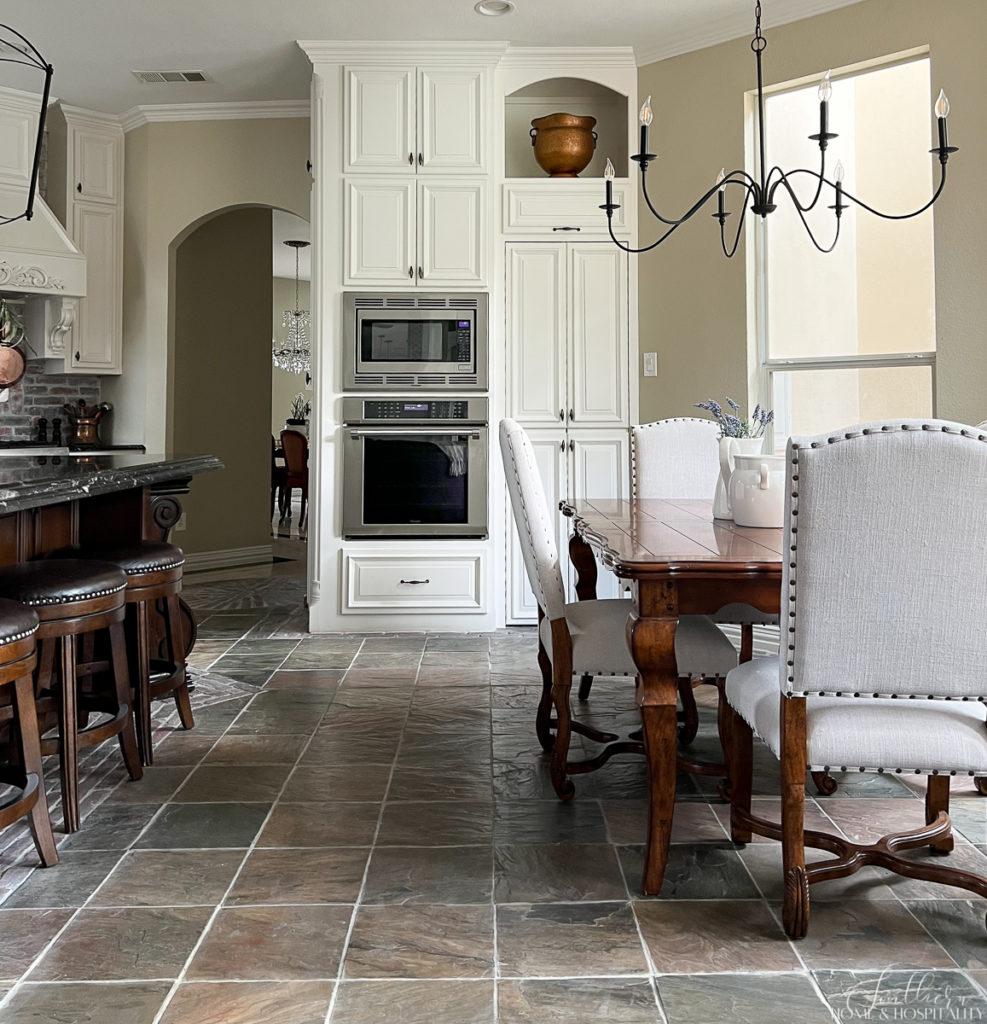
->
[560, 497, 784, 896]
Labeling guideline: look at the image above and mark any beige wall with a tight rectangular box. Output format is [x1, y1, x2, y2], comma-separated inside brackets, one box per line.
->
[173, 209, 273, 555]
[107, 116, 310, 450]
[637, 0, 987, 426]
[271, 275, 311, 436]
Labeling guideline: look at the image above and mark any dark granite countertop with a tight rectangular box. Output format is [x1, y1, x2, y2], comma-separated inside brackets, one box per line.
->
[0, 453, 223, 515]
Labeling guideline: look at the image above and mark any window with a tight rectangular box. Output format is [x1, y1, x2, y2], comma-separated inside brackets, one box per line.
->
[755, 56, 936, 449]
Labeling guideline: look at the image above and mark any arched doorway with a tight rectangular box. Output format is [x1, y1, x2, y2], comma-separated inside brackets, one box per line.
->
[167, 204, 310, 588]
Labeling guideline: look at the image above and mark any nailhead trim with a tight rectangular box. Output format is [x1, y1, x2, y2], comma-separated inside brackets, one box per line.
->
[811, 763, 987, 777]
[122, 557, 186, 575]
[0, 624, 39, 644]
[786, 422, 986, 702]
[17, 581, 127, 606]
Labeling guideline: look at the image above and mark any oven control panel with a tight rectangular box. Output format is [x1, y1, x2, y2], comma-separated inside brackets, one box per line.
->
[343, 397, 488, 425]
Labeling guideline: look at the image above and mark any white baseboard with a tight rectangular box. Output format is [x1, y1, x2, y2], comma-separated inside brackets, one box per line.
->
[183, 544, 274, 572]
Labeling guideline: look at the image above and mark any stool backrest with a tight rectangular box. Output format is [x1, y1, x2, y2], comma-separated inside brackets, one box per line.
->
[632, 418, 720, 499]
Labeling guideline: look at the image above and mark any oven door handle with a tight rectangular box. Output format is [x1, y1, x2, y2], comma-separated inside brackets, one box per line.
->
[347, 427, 483, 439]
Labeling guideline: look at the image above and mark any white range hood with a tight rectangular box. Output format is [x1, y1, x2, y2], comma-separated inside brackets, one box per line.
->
[0, 85, 85, 298]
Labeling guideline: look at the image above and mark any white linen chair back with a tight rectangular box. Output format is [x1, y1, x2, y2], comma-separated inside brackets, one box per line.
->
[632, 418, 720, 499]
[783, 420, 987, 701]
[500, 419, 568, 621]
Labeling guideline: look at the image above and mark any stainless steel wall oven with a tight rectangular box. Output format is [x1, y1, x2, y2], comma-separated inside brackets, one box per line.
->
[342, 398, 488, 539]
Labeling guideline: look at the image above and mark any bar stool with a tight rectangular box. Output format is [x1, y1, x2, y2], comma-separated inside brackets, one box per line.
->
[56, 542, 191, 766]
[0, 560, 141, 833]
[0, 598, 58, 865]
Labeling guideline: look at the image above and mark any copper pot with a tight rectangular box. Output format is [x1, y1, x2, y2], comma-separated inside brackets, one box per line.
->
[530, 113, 598, 178]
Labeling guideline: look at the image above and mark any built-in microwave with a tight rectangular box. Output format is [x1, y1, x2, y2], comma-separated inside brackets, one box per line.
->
[343, 292, 488, 391]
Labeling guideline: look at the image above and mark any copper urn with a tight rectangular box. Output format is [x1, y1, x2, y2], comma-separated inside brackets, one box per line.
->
[529, 113, 598, 178]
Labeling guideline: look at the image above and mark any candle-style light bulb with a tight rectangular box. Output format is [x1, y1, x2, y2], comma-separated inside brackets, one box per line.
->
[934, 89, 950, 119]
[715, 168, 727, 221]
[818, 69, 833, 103]
[834, 159, 845, 184]
[604, 158, 615, 181]
[716, 168, 726, 192]
[602, 157, 615, 212]
[639, 95, 654, 127]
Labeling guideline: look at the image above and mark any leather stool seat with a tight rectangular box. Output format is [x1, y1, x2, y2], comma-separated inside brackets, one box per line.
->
[0, 598, 39, 644]
[66, 542, 185, 578]
[0, 560, 127, 612]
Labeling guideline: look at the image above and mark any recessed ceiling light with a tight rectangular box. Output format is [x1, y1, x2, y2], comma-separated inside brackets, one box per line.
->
[474, 0, 515, 15]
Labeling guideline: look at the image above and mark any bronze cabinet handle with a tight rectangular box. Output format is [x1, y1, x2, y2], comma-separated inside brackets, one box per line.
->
[418, 152, 423, 166]
[408, 266, 414, 279]
[418, 266, 424, 279]
[408, 152, 414, 165]
[552, 226, 581, 232]
[399, 578, 430, 585]
[569, 408, 575, 421]
[559, 440, 565, 452]
[559, 409, 564, 421]
[569, 439, 575, 452]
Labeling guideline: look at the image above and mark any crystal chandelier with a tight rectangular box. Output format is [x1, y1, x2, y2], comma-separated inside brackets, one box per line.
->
[602, 0, 957, 257]
[272, 239, 311, 374]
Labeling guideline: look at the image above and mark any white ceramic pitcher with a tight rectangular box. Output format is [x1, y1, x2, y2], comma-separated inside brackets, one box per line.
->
[729, 453, 785, 528]
[712, 436, 764, 520]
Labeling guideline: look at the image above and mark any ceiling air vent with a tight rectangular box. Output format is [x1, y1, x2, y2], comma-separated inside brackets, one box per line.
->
[131, 70, 210, 84]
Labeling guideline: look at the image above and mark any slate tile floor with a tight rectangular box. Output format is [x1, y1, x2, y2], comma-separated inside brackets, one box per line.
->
[0, 566, 986, 1022]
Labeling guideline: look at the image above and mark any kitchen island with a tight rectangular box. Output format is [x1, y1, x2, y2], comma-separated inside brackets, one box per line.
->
[0, 452, 222, 653]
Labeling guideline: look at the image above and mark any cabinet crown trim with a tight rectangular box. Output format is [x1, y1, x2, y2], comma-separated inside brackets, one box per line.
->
[120, 99, 310, 133]
[501, 45, 637, 68]
[300, 40, 509, 65]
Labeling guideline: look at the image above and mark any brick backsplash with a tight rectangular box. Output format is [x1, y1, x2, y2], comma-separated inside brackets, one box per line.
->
[0, 360, 101, 441]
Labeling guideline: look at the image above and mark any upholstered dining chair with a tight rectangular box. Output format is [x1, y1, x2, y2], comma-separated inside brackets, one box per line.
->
[629, 418, 782, 748]
[280, 429, 309, 529]
[500, 418, 737, 799]
[723, 419, 987, 939]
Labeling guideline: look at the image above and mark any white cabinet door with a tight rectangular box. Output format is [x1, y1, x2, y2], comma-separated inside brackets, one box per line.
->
[507, 428, 568, 624]
[506, 243, 567, 426]
[569, 429, 630, 600]
[568, 245, 629, 427]
[417, 67, 484, 173]
[72, 129, 119, 203]
[344, 179, 416, 285]
[71, 202, 121, 371]
[345, 67, 415, 173]
[417, 179, 484, 285]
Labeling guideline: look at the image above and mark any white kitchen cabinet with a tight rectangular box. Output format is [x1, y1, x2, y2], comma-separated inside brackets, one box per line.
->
[345, 64, 486, 175]
[569, 245, 628, 427]
[506, 244, 567, 426]
[418, 179, 484, 284]
[345, 68, 415, 173]
[70, 202, 121, 370]
[344, 178, 415, 284]
[73, 129, 120, 204]
[418, 68, 484, 173]
[507, 428, 568, 623]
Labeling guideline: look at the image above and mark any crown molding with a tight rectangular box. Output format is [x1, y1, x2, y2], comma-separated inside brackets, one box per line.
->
[121, 99, 310, 133]
[635, 0, 868, 66]
[298, 40, 509, 66]
[501, 46, 637, 69]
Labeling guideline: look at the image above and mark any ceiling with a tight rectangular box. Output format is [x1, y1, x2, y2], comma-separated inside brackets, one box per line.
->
[0, 0, 864, 114]
[273, 211, 311, 282]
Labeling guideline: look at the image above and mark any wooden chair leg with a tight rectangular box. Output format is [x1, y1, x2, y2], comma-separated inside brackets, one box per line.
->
[726, 700, 753, 844]
[165, 594, 194, 730]
[677, 677, 699, 745]
[739, 623, 754, 664]
[810, 770, 838, 796]
[925, 775, 954, 855]
[548, 620, 575, 801]
[134, 601, 154, 765]
[13, 673, 58, 866]
[535, 619, 554, 753]
[975, 778, 987, 796]
[780, 696, 810, 939]
[57, 634, 80, 834]
[577, 674, 594, 701]
[109, 622, 143, 782]
[715, 677, 732, 799]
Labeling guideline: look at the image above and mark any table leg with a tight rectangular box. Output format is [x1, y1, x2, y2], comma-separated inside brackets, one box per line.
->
[628, 579, 680, 896]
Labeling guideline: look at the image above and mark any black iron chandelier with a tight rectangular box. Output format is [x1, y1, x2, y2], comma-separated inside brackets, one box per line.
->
[0, 24, 53, 226]
[601, 0, 957, 257]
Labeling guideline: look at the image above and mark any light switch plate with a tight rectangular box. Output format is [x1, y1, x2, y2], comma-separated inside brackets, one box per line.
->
[643, 351, 658, 377]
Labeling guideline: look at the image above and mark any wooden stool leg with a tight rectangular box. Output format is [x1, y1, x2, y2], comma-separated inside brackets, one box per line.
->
[109, 622, 143, 781]
[12, 673, 58, 866]
[165, 594, 194, 730]
[57, 634, 80, 834]
[134, 601, 154, 765]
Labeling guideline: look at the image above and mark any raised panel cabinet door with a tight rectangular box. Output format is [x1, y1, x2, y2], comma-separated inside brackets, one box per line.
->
[506, 243, 567, 426]
[568, 245, 629, 427]
[507, 428, 568, 623]
[71, 202, 121, 370]
[73, 129, 119, 203]
[345, 67, 415, 173]
[569, 430, 630, 600]
[418, 179, 484, 284]
[344, 179, 416, 285]
[417, 67, 484, 173]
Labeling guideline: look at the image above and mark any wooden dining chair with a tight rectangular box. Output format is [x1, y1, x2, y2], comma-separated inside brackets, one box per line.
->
[280, 429, 309, 529]
[723, 419, 987, 939]
[271, 435, 287, 527]
[500, 418, 737, 799]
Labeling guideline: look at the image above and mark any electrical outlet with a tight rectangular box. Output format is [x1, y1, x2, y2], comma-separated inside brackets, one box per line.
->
[175, 512, 187, 532]
[643, 351, 658, 377]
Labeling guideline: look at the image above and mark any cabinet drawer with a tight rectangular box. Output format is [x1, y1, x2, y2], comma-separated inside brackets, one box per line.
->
[503, 181, 629, 235]
[344, 552, 485, 612]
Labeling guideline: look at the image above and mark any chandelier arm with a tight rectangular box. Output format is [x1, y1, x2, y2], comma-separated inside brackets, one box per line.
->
[606, 214, 682, 254]
[720, 185, 756, 258]
[640, 173, 680, 225]
[767, 151, 827, 212]
[642, 169, 757, 226]
[838, 162, 948, 220]
[0, 24, 48, 67]
[776, 176, 842, 253]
